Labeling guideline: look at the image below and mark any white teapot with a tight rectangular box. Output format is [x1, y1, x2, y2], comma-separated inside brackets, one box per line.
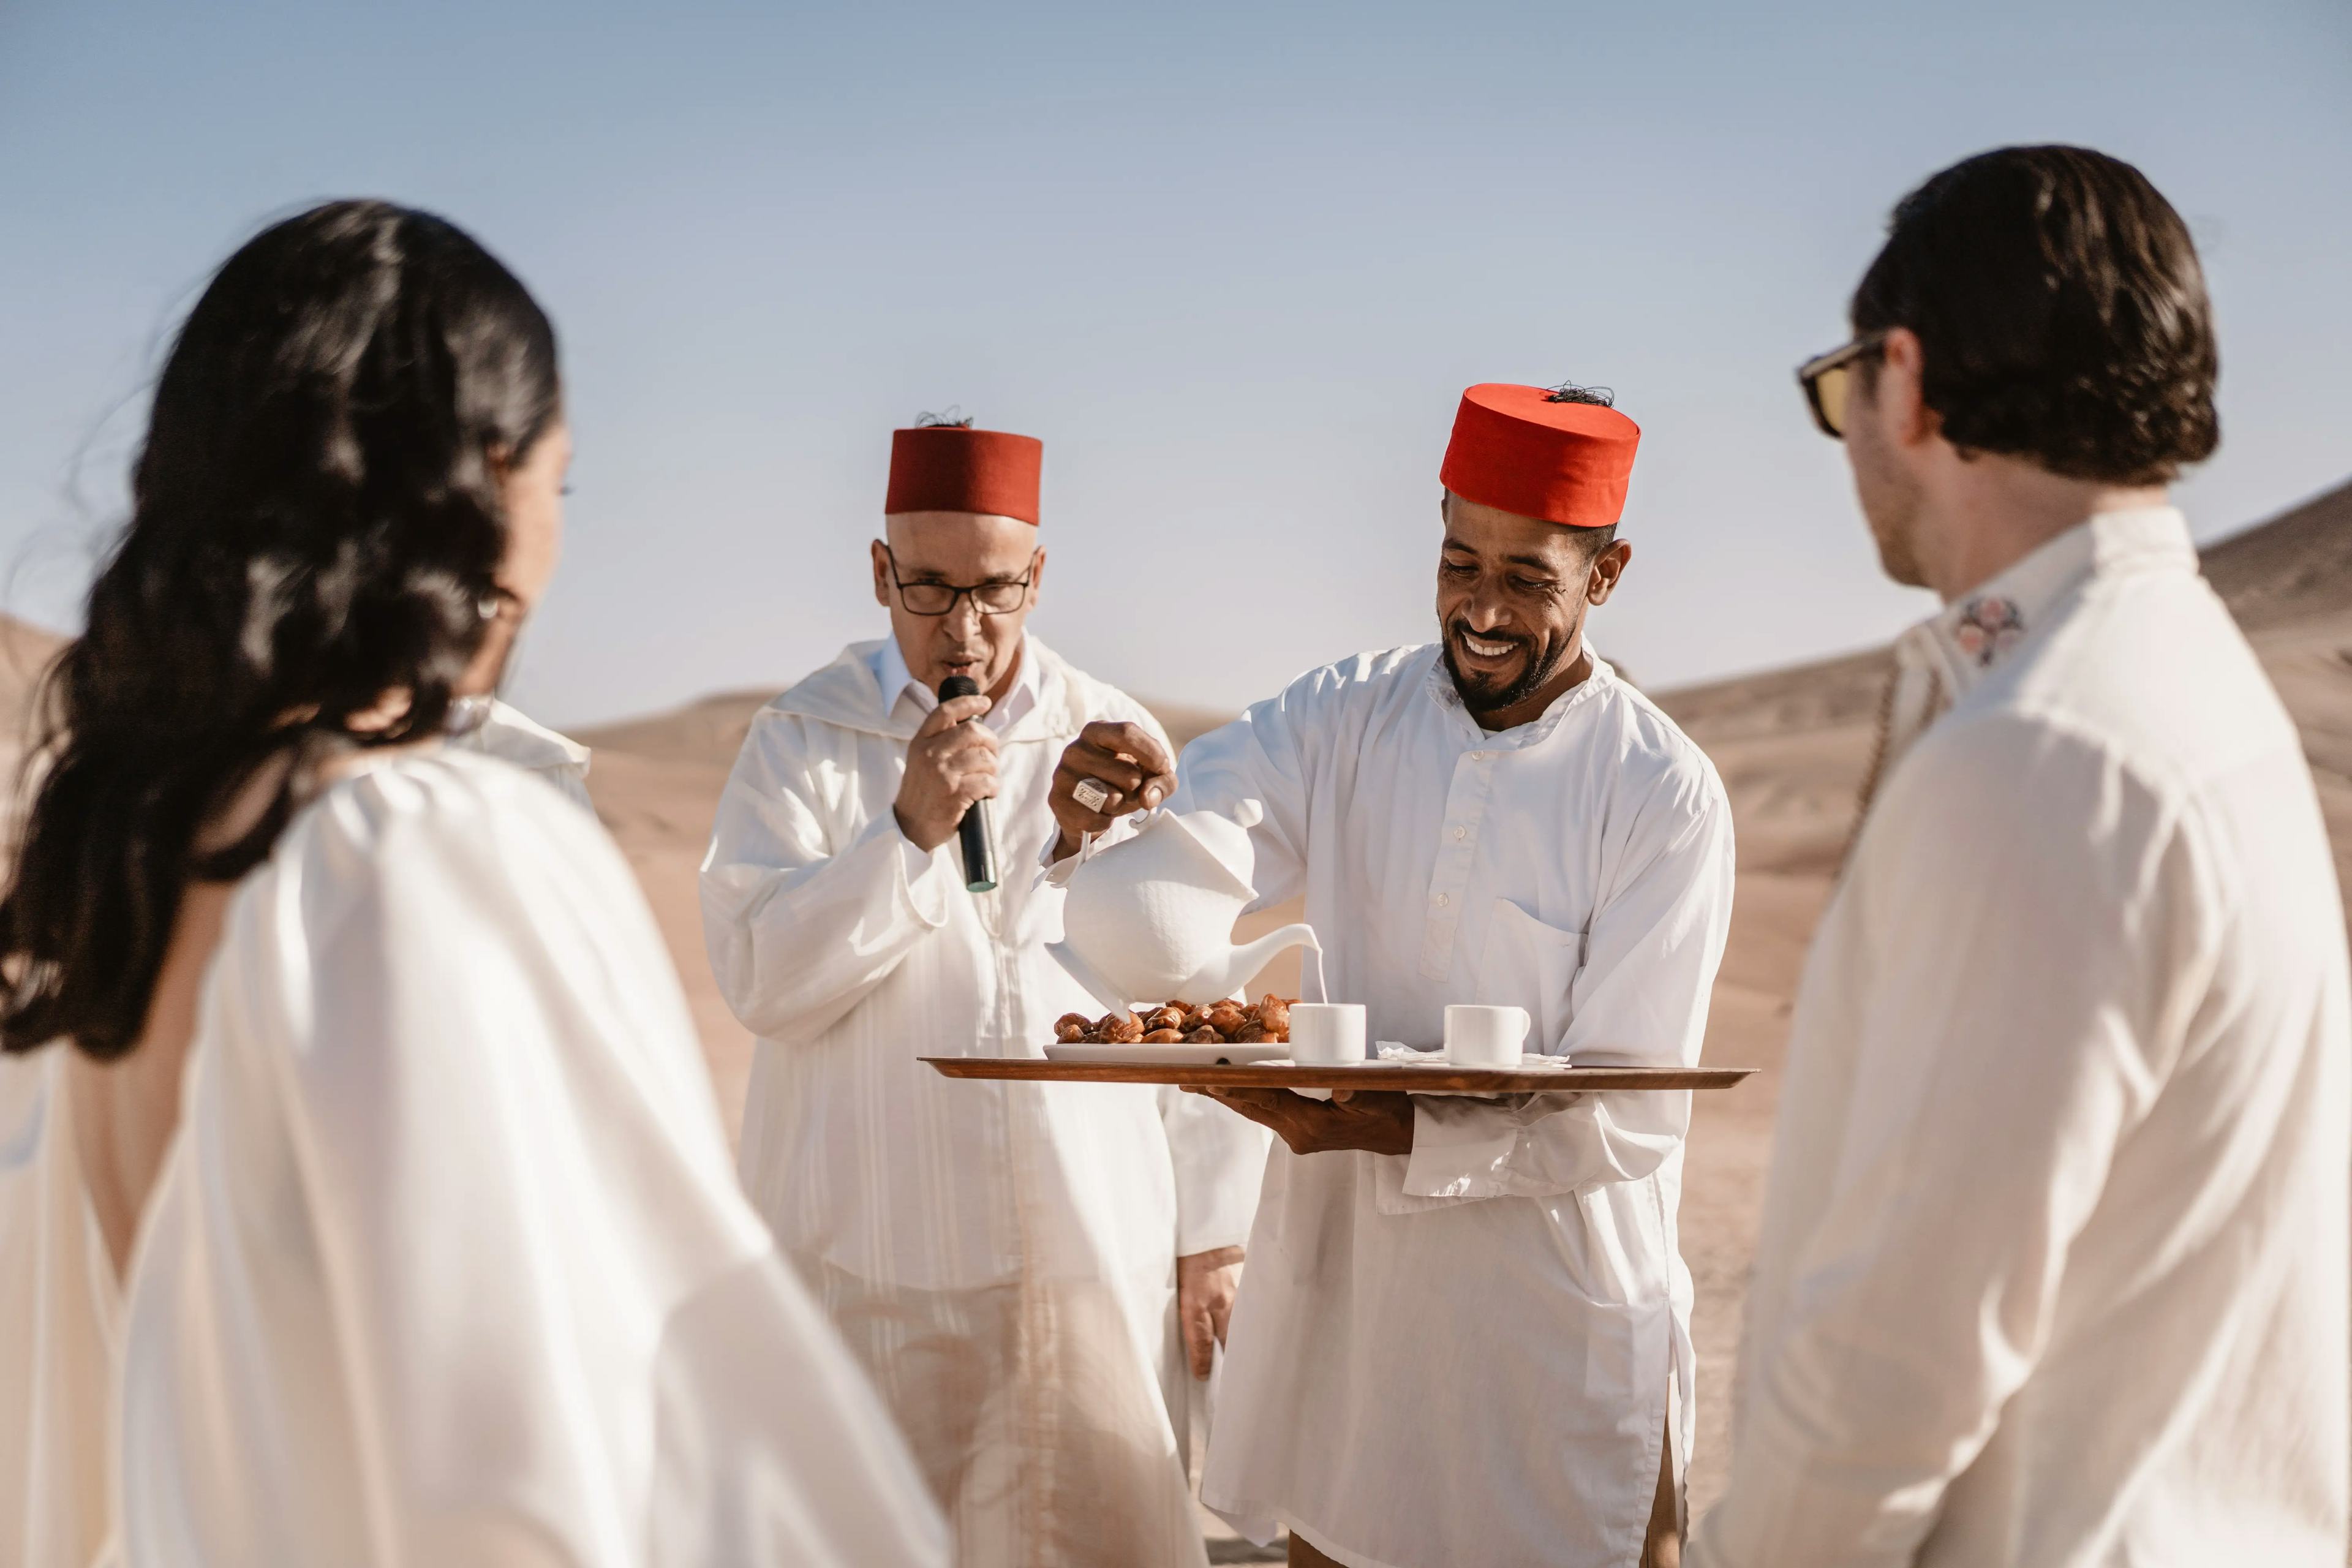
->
[1047, 801, 1319, 1011]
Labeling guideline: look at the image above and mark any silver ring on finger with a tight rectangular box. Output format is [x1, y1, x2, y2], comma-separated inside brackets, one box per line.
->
[1072, 777, 1114, 813]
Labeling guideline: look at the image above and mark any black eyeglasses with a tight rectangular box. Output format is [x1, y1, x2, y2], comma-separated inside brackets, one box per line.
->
[884, 546, 1037, 617]
[1796, 331, 1888, 440]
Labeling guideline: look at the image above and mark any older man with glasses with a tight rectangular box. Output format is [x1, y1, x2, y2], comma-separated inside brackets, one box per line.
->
[701, 417, 1268, 1568]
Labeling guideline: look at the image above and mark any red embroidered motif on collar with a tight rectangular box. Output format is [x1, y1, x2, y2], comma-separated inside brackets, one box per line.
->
[1953, 597, 2025, 666]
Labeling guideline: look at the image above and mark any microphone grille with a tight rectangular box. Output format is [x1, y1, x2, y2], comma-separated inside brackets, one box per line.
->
[937, 674, 981, 701]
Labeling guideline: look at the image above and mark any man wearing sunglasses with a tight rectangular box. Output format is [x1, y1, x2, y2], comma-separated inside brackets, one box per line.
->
[1691, 147, 2349, 1564]
[701, 418, 1268, 1567]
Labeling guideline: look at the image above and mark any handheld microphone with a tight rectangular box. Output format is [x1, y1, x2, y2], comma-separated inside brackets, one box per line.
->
[936, 674, 998, 892]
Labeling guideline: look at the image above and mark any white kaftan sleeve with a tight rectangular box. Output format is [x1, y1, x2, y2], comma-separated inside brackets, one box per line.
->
[1147, 685, 1316, 914]
[700, 714, 962, 1042]
[1401, 752, 1735, 1204]
[1067, 698, 1283, 1254]
[1687, 717, 2205, 1567]
[125, 756, 946, 1567]
[1158, 1084, 1270, 1256]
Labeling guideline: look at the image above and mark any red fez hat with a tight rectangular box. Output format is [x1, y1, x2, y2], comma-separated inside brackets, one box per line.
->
[884, 423, 1044, 524]
[1438, 385, 1640, 529]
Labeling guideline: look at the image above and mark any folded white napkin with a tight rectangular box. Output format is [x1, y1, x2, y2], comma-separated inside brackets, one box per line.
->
[1369, 1042, 1578, 1070]
[1256, 1045, 1577, 1070]
[1257, 1046, 1577, 1098]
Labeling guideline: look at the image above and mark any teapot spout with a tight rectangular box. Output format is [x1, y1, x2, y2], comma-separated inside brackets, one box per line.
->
[1201, 922, 1321, 1001]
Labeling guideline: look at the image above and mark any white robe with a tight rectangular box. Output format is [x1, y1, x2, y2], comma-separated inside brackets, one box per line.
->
[0, 749, 947, 1567]
[1689, 508, 2350, 1565]
[701, 635, 1268, 1568]
[1063, 646, 1736, 1568]
[456, 698, 594, 809]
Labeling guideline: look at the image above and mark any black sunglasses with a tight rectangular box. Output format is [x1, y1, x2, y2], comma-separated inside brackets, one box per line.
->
[1796, 331, 1888, 439]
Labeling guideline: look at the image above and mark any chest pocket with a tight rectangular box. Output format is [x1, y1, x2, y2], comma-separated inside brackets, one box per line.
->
[1475, 898, 1587, 1055]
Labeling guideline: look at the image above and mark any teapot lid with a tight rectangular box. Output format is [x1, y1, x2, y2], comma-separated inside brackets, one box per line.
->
[1141, 801, 1262, 897]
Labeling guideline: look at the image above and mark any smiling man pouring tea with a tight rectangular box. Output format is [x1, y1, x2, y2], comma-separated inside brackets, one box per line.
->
[1047, 385, 1737, 1567]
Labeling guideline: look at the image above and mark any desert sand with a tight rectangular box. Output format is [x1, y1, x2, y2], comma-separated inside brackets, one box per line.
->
[567, 475, 2352, 1536]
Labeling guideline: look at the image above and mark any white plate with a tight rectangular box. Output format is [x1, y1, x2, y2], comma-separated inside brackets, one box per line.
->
[1044, 1042, 1292, 1066]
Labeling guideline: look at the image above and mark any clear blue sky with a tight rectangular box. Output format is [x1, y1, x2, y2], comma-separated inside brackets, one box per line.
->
[4, 0, 2347, 727]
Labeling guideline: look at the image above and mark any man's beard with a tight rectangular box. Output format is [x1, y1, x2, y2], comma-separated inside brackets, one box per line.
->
[1442, 620, 1570, 717]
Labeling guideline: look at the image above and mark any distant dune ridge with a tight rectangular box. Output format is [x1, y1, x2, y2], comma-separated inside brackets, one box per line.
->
[0, 480, 2336, 1523]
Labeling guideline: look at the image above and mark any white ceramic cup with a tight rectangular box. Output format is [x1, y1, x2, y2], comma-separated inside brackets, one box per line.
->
[1287, 1003, 1368, 1065]
[1444, 1004, 1531, 1066]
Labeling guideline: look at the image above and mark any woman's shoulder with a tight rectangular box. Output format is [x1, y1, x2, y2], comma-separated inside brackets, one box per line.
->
[233, 746, 704, 1121]
[300, 745, 597, 846]
[266, 746, 633, 930]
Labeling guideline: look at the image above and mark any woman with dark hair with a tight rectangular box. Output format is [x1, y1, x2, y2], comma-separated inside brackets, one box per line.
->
[0, 201, 945, 1567]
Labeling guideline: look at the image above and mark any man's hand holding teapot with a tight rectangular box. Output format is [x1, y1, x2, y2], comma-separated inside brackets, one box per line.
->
[1049, 721, 1177, 862]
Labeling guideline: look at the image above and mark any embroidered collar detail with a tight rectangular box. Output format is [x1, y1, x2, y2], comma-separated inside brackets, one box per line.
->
[1952, 597, 2025, 667]
[1898, 505, 2195, 696]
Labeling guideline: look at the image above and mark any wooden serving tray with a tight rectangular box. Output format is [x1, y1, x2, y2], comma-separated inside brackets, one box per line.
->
[920, 1058, 1754, 1095]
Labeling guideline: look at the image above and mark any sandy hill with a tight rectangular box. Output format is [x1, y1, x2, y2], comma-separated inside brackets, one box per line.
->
[575, 477, 2352, 1520]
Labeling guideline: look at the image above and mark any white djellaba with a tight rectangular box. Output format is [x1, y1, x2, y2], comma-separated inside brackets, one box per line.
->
[1048, 644, 1738, 1567]
[0, 748, 947, 1567]
[702, 635, 1270, 1568]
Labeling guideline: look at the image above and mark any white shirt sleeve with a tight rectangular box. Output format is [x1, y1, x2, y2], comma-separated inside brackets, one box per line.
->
[1401, 756, 1736, 1202]
[699, 715, 962, 1043]
[1689, 715, 2209, 1567]
[1085, 696, 1278, 1254]
[1154, 685, 1316, 915]
[1158, 1084, 1270, 1255]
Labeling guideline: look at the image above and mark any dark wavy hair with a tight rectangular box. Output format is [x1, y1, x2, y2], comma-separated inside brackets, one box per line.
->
[1852, 145, 2219, 485]
[0, 200, 560, 1058]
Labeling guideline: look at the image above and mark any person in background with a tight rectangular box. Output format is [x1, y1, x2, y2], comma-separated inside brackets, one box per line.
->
[701, 418, 1269, 1567]
[1049, 385, 1736, 1567]
[0, 200, 945, 1568]
[1690, 146, 2350, 1566]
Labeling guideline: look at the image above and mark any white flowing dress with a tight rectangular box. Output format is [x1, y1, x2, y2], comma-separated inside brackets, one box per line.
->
[0, 748, 947, 1567]
[456, 698, 594, 808]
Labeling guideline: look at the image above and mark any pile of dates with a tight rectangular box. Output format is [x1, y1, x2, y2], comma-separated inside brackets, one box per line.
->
[1056, 995, 1295, 1046]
